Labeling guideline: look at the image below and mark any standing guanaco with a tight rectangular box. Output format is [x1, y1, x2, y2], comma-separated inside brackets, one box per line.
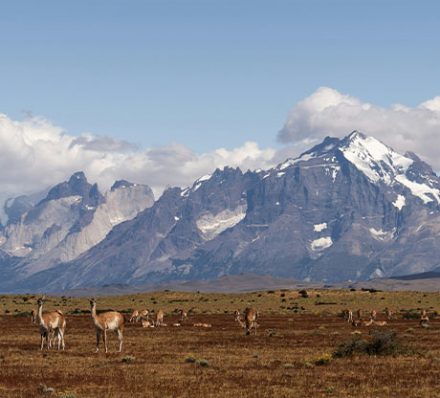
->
[234, 310, 245, 328]
[243, 307, 258, 336]
[154, 309, 165, 326]
[129, 310, 139, 323]
[36, 297, 66, 350]
[89, 298, 124, 353]
[420, 309, 430, 326]
[178, 309, 187, 323]
[385, 308, 393, 320]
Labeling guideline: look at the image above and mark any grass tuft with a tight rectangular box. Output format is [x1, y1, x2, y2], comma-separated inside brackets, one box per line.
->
[314, 353, 332, 366]
[121, 355, 136, 364]
[38, 384, 55, 394]
[58, 393, 77, 398]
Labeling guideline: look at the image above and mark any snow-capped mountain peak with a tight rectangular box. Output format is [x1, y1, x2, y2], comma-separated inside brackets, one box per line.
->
[341, 131, 440, 204]
[272, 131, 440, 206]
[340, 131, 413, 184]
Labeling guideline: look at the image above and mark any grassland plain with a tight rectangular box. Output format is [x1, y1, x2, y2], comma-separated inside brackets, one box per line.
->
[1, 289, 440, 397]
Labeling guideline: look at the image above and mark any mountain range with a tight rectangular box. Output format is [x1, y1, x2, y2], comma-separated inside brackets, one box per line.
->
[2, 131, 440, 293]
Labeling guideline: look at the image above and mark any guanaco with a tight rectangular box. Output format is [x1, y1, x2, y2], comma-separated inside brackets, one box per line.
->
[36, 297, 66, 351]
[129, 310, 139, 323]
[420, 309, 430, 326]
[89, 298, 124, 353]
[154, 309, 165, 327]
[243, 307, 258, 336]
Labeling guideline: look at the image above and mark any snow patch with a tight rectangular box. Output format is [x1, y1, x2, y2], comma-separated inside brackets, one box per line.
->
[197, 174, 212, 182]
[393, 195, 406, 210]
[180, 188, 190, 197]
[196, 204, 247, 241]
[310, 236, 333, 251]
[370, 268, 385, 278]
[191, 174, 212, 192]
[278, 152, 317, 171]
[176, 263, 192, 275]
[330, 166, 340, 182]
[314, 223, 327, 232]
[369, 228, 395, 241]
[395, 175, 440, 204]
[278, 159, 297, 171]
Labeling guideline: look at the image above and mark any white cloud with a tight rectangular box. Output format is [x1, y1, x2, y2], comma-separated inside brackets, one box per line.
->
[0, 113, 277, 209]
[2, 87, 440, 220]
[278, 87, 440, 169]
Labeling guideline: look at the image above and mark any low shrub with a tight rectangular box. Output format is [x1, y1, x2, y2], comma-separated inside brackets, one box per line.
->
[333, 331, 406, 358]
[184, 356, 209, 367]
[197, 359, 209, 367]
[401, 310, 420, 320]
[314, 353, 332, 366]
[121, 355, 136, 364]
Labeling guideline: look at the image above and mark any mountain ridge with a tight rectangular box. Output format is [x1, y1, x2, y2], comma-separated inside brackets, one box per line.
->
[2, 131, 440, 292]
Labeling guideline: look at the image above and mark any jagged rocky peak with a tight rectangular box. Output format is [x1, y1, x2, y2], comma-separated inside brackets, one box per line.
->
[43, 171, 104, 205]
[5, 130, 440, 293]
[300, 135, 341, 158]
[111, 180, 134, 191]
[274, 131, 440, 204]
[0, 171, 155, 265]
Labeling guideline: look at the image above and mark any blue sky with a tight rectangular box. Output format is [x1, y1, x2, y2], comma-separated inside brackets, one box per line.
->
[1, 0, 439, 153]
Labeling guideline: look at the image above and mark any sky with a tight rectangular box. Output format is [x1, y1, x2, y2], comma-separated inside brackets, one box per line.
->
[0, 0, 440, 204]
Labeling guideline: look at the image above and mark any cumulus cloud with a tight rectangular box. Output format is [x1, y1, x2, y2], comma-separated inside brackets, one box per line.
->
[278, 87, 440, 168]
[0, 113, 277, 208]
[2, 86, 440, 219]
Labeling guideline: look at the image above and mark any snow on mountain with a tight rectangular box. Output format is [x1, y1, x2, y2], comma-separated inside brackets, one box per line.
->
[3, 132, 440, 292]
[196, 204, 247, 240]
[278, 131, 440, 207]
[340, 132, 413, 184]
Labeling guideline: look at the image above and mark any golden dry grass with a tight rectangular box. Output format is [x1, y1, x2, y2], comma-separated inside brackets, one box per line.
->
[0, 289, 440, 397]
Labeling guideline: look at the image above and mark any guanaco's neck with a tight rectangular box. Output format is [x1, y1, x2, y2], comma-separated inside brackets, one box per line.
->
[37, 303, 44, 325]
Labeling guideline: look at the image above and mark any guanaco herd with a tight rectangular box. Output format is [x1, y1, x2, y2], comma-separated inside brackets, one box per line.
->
[29, 296, 431, 353]
[31, 296, 260, 352]
[342, 307, 431, 328]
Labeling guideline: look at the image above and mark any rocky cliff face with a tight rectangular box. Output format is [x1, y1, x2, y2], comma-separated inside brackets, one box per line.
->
[0, 173, 154, 283]
[3, 131, 440, 292]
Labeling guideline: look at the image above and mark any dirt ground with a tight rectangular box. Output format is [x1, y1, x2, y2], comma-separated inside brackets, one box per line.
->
[1, 300, 440, 398]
